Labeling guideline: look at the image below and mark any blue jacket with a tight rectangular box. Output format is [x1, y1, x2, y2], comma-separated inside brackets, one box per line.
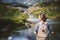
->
[34, 22, 53, 36]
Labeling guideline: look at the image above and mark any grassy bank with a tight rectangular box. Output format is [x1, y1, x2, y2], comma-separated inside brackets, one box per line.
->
[0, 3, 29, 31]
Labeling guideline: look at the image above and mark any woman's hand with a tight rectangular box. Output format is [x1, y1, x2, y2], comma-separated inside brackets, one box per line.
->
[34, 31, 36, 34]
[34, 31, 38, 34]
[51, 32, 54, 34]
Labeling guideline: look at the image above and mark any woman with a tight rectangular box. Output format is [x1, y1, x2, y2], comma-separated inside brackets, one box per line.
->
[34, 13, 54, 40]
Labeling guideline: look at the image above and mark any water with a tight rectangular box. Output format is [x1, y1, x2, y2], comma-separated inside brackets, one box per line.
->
[0, 20, 60, 40]
[10, 28, 35, 40]
[26, 13, 39, 23]
[11, 18, 60, 40]
[0, 13, 60, 40]
[1, 0, 39, 6]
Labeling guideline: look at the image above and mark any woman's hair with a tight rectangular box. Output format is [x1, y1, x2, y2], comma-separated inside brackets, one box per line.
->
[38, 13, 47, 22]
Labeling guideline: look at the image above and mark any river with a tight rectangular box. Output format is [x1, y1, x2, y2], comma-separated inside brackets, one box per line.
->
[0, 19, 60, 40]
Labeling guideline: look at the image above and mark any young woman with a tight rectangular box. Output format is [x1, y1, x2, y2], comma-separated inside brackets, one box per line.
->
[34, 13, 54, 40]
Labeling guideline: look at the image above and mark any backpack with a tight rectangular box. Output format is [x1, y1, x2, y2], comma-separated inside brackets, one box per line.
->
[37, 22, 48, 37]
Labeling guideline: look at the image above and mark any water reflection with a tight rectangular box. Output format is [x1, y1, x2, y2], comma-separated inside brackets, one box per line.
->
[12, 37, 29, 40]
[0, 20, 60, 40]
[12, 28, 35, 40]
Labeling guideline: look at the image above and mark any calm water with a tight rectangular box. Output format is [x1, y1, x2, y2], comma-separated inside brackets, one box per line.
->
[0, 19, 60, 40]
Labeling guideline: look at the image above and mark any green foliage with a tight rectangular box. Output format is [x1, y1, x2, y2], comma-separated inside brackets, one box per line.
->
[32, 2, 60, 18]
[0, 3, 28, 30]
[11, 13, 28, 24]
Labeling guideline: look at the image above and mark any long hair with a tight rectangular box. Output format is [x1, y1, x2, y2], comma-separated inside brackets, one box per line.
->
[39, 13, 47, 22]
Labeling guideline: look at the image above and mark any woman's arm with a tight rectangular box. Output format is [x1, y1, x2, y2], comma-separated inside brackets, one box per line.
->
[47, 24, 54, 34]
[34, 23, 39, 34]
